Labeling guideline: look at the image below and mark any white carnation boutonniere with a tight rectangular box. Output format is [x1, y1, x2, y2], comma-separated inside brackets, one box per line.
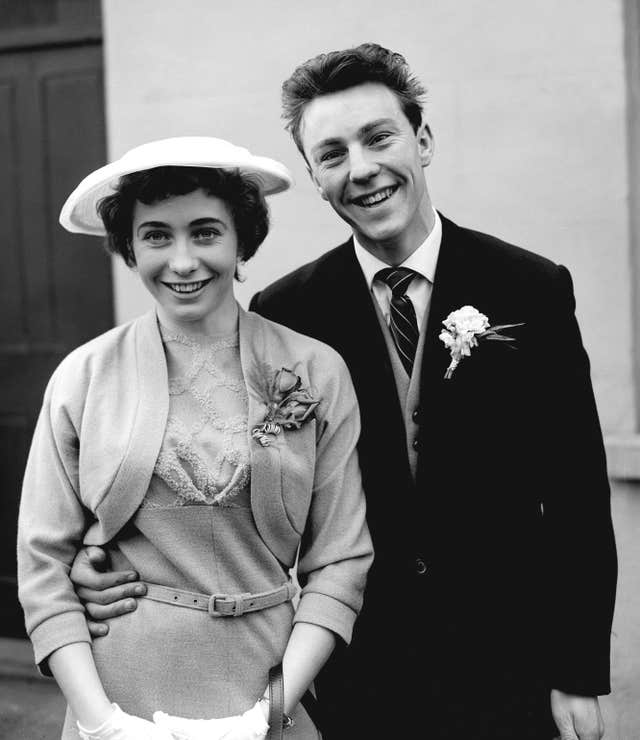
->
[439, 305, 524, 380]
[250, 365, 320, 447]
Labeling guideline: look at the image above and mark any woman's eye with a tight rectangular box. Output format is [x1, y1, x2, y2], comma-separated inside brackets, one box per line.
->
[194, 228, 219, 241]
[143, 231, 169, 244]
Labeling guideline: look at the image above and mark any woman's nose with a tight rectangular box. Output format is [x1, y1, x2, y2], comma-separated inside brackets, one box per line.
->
[168, 239, 198, 275]
[348, 148, 380, 183]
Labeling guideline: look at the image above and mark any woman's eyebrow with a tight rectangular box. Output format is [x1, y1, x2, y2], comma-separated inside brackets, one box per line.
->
[189, 217, 226, 227]
[136, 220, 169, 234]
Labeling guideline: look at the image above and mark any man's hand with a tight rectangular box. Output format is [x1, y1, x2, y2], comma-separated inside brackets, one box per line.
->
[551, 689, 604, 740]
[70, 546, 147, 637]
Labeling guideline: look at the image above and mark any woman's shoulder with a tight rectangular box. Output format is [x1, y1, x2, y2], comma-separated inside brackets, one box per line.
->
[243, 308, 346, 372]
[49, 313, 150, 393]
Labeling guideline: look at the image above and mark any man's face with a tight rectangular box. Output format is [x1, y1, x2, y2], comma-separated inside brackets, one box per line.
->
[300, 82, 434, 256]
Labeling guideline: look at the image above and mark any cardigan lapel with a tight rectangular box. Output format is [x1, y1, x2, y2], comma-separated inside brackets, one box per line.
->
[89, 310, 169, 543]
[239, 307, 298, 566]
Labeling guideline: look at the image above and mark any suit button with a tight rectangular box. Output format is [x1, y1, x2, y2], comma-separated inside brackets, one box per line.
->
[416, 558, 427, 575]
[412, 408, 420, 423]
[412, 438, 419, 450]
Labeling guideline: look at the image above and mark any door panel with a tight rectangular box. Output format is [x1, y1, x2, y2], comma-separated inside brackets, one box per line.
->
[0, 42, 111, 636]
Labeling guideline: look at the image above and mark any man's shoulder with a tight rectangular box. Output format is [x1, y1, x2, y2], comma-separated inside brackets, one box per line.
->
[250, 239, 353, 321]
[448, 216, 561, 281]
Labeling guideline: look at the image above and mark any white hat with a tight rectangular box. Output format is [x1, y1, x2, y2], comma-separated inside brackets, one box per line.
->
[59, 136, 294, 236]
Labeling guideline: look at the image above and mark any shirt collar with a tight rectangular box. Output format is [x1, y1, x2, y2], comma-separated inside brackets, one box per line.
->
[353, 209, 442, 290]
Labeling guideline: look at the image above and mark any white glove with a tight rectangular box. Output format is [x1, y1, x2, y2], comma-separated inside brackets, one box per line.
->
[77, 703, 174, 740]
[153, 702, 269, 740]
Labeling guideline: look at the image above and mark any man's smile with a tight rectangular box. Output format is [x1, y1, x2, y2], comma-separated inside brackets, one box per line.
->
[162, 277, 214, 294]
[350, 185, 399, 208]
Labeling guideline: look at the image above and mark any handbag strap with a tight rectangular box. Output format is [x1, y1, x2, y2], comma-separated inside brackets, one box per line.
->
[267, 664, 285, 740]
[266, 663, 323, 738]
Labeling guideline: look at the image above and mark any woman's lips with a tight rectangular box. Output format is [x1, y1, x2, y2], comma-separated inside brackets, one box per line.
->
[163, 277, 214, 294]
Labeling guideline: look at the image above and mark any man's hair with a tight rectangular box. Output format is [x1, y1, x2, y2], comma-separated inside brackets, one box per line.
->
[282, 42, 427, 154]
[97, 166, 269, 268]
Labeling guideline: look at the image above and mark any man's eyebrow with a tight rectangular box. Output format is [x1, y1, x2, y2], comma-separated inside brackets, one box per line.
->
[310, 118, 398, 155]
[358, 118, 397, 137]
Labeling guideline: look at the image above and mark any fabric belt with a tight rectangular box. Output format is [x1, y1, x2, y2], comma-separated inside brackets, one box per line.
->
[142, 581, 297, 617]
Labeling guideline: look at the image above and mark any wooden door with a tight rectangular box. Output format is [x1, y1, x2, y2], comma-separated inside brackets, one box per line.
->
[0, 4, 111, 636]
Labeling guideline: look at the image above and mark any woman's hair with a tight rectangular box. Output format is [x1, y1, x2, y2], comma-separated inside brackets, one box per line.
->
[98, 166, 270, 268]
[281, 42, 427, 155]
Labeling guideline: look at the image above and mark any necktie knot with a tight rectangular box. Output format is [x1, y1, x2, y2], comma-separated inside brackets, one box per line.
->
[374, 267, 419, 377]
[375, 267, 417, 298]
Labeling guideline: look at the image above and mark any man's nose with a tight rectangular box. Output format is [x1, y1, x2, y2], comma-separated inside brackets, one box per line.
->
[168, 238, 198, 275]
[348, 148, 380, 183]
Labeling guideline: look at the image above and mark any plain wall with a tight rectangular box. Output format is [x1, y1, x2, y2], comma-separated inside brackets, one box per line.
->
[102, 0, 633, 435]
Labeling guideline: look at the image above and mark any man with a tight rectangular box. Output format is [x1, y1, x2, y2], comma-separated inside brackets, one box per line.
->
[71, 44, 616, 739]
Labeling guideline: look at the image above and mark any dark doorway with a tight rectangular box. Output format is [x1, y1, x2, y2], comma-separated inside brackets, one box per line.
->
[0, 0, 112, 636]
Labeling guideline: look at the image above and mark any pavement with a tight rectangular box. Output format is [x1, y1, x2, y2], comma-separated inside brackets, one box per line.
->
[0, 638, 66, 739]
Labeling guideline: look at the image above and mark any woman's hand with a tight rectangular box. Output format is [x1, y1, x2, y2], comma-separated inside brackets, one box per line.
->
[153, 702, 268, 740]
[70, 546, 147, 636]
[77, 704, 173, 740]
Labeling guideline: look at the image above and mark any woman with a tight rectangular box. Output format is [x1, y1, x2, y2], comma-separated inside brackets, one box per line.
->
[17, 137, 373, 740]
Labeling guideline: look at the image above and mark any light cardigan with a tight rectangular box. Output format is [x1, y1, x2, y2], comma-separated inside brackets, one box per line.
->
[18, 306, 373, 669]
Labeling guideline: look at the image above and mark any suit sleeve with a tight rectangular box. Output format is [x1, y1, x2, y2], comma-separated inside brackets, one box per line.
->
[293, 354, 374, 644]
[540, 265, 617, 695]
[17, 373, 91, 671]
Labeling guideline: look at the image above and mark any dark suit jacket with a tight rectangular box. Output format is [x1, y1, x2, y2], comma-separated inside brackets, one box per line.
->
[250, 215, 617, 739]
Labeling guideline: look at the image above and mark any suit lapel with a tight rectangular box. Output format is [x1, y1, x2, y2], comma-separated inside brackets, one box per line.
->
[320, 241, 407, 427]
[317, 241, 414, 507]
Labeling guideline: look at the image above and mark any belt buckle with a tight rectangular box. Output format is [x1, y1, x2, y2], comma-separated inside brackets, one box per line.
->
[208, 593, 245, 617]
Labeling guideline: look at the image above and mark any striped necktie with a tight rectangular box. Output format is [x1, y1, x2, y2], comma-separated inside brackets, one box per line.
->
[375, 267, 420, 377]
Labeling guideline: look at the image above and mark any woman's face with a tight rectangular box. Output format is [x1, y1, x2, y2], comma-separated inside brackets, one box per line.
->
[131, 188, 239, 333]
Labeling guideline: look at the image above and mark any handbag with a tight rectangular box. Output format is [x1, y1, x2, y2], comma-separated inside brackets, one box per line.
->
[266, 664, 323, 738]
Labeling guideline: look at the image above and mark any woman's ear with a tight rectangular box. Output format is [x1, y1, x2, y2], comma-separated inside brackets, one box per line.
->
[235, 259, 248, 283]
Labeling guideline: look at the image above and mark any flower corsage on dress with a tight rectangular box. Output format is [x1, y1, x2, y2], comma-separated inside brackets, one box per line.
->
[251, 366, 320, 447]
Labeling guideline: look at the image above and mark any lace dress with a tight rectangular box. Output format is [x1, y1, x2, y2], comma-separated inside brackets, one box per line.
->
[61, 326, 318, 738]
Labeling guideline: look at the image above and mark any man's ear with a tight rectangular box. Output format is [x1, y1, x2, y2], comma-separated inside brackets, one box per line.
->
[306, 163, 328, 201]
[418, 122, 435, 167]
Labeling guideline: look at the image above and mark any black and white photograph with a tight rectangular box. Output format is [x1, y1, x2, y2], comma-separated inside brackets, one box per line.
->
[0, 1, 638, 738]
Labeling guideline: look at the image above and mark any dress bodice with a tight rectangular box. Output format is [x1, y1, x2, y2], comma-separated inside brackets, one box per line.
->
[142, 325, 251, 509]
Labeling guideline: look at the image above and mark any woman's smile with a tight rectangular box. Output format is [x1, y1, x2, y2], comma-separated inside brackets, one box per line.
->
[162, 277, 215, 296]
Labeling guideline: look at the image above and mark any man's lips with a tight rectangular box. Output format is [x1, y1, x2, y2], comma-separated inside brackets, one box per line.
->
[162, 277, 214, 294]
[350, 185, 399, 208]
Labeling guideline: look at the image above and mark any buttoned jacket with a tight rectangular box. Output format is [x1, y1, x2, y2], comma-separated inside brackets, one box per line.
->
[250, 214, 617, 732]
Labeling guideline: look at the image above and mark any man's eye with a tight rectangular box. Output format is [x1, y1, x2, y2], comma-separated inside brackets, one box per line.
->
[320, 149, 344, 164]
[370, 132, 391, 145]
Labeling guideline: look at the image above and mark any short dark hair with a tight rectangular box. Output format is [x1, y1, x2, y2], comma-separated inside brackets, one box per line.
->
[282, 42, 427, 154]
[97, 166, 270, 268]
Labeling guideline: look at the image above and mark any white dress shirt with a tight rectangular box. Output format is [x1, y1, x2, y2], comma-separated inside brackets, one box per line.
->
[353, 210, 442, 330]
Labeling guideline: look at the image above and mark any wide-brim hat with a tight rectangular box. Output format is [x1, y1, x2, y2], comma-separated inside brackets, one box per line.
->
[59, 136, 294, 236]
